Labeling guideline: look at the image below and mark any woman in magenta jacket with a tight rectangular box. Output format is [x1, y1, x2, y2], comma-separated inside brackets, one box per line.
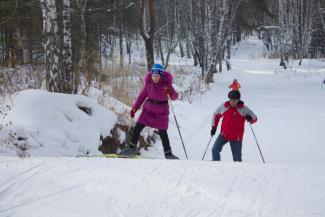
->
[121, 63, 179, 159]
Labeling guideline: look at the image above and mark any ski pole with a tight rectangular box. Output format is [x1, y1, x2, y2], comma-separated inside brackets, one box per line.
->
[167, 95, 188, 160]
[249, 124, 265, 164]
[201, 136, 213, 160]
[127, 117, 134, 142]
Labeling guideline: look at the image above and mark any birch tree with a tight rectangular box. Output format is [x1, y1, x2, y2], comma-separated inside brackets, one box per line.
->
[41, 0, 73, 93]
[41, 0, 60, 92]
[62, 0, 73, 93]
[206, 0, 241, 83]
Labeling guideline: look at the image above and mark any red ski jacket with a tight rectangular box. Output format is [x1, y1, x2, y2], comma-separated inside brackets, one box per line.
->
[229, 82, 241, 91]
[211, 101, 257, 141]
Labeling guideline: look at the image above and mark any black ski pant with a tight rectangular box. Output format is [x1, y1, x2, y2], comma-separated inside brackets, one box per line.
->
[131, 122, 172, 153]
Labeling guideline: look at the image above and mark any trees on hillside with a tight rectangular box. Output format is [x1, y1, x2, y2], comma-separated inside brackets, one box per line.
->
[272, 0, 325, 62]
[0, 0, 42, 68]
[0, 0, 324, 92]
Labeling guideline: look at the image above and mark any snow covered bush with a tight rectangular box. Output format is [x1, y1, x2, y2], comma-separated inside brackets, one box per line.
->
[0, 65, 43, 95]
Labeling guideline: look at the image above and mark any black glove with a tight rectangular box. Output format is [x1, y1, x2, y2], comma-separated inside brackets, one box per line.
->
[245, 115, 253, 122]
[210, 127, 217, 136]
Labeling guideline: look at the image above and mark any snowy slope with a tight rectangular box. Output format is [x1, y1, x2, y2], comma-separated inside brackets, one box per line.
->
[0, 157, 325, 217]
[166, 37, 325, 165]
[1, 37, 325, 217]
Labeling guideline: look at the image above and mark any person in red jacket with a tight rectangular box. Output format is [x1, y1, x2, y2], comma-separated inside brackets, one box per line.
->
[210, 90, 257, 161]
[229, 79, 241, 91]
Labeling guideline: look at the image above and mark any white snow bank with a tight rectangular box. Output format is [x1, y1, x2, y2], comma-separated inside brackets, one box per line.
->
[0, 89, 117, 156]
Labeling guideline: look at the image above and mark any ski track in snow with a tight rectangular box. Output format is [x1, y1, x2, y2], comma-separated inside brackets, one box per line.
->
[1, 158, 325, 217]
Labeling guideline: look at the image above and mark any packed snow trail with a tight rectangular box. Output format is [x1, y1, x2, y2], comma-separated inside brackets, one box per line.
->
[166, 37, 325, 165]
[0, 157, 325, 217]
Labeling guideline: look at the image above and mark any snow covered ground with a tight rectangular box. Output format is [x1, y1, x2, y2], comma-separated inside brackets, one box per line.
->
[0, 90, 117, 157]
[168, 37, 325, 166]
[1, 157, 324, 217]
[1, 37, 325, 217]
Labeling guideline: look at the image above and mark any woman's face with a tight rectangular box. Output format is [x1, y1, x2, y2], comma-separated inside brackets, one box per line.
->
[151, 74, 161, 83]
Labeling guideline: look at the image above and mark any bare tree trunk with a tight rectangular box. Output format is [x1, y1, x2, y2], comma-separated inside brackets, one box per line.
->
[218, 56, 222, 72]
[164, 1, 178, 68]
[119, 0, 124, 68]
[1, 31, 5, 64]
[206, 0, 241, 84]
[8, 1, 24, 68]
[4, 30, 10, 66]
[18, 23, 24, 65]
[8, 25, 17, 68]
[206, 0, 220, 83]
[41, 0, 61, 92]
[8, 12, 23, 68]
[62, 0, 73, 93]
[199, 0, 205, 78]
[76, 0, 87, 67]
[193, 44, 199, 66]
[158, 37, 165, 65]
[176, 2, 184, 58]
[226, 38, 231, 59]
[186, 41, 192, 58]
[139, 0, 156, 70]
[179, 40, 184, 57]
[28, 36, 33, 64]
[126, 32, 132, 65]
[119, 31, 124, 68]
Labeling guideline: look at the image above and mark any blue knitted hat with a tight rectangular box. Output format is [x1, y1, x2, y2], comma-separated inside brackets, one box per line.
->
[151, 63, 164, 76]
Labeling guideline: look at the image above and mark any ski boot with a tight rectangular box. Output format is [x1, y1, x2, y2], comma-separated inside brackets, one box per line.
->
[120, 144, 138, 156]
[164, 150, 179, 160]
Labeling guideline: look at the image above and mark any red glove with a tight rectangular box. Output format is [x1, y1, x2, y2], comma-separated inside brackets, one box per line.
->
[163, 87, 170, 96]
[130, 108, 136, 118]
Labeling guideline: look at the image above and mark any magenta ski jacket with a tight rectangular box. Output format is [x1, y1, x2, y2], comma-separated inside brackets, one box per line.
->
[133, 71, 178, 130]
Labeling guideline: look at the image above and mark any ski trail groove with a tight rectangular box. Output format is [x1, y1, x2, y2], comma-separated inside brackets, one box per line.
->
[0, 185, 81, 213]
[0, 163, 44, 187]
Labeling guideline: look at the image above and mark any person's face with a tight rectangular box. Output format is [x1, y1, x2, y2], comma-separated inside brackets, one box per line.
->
[229, 99, 239, 107]
[151, 74, 161, 83]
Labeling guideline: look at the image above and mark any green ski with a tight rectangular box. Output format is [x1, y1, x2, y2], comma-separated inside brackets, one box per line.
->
[77, 153, 152, 159]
